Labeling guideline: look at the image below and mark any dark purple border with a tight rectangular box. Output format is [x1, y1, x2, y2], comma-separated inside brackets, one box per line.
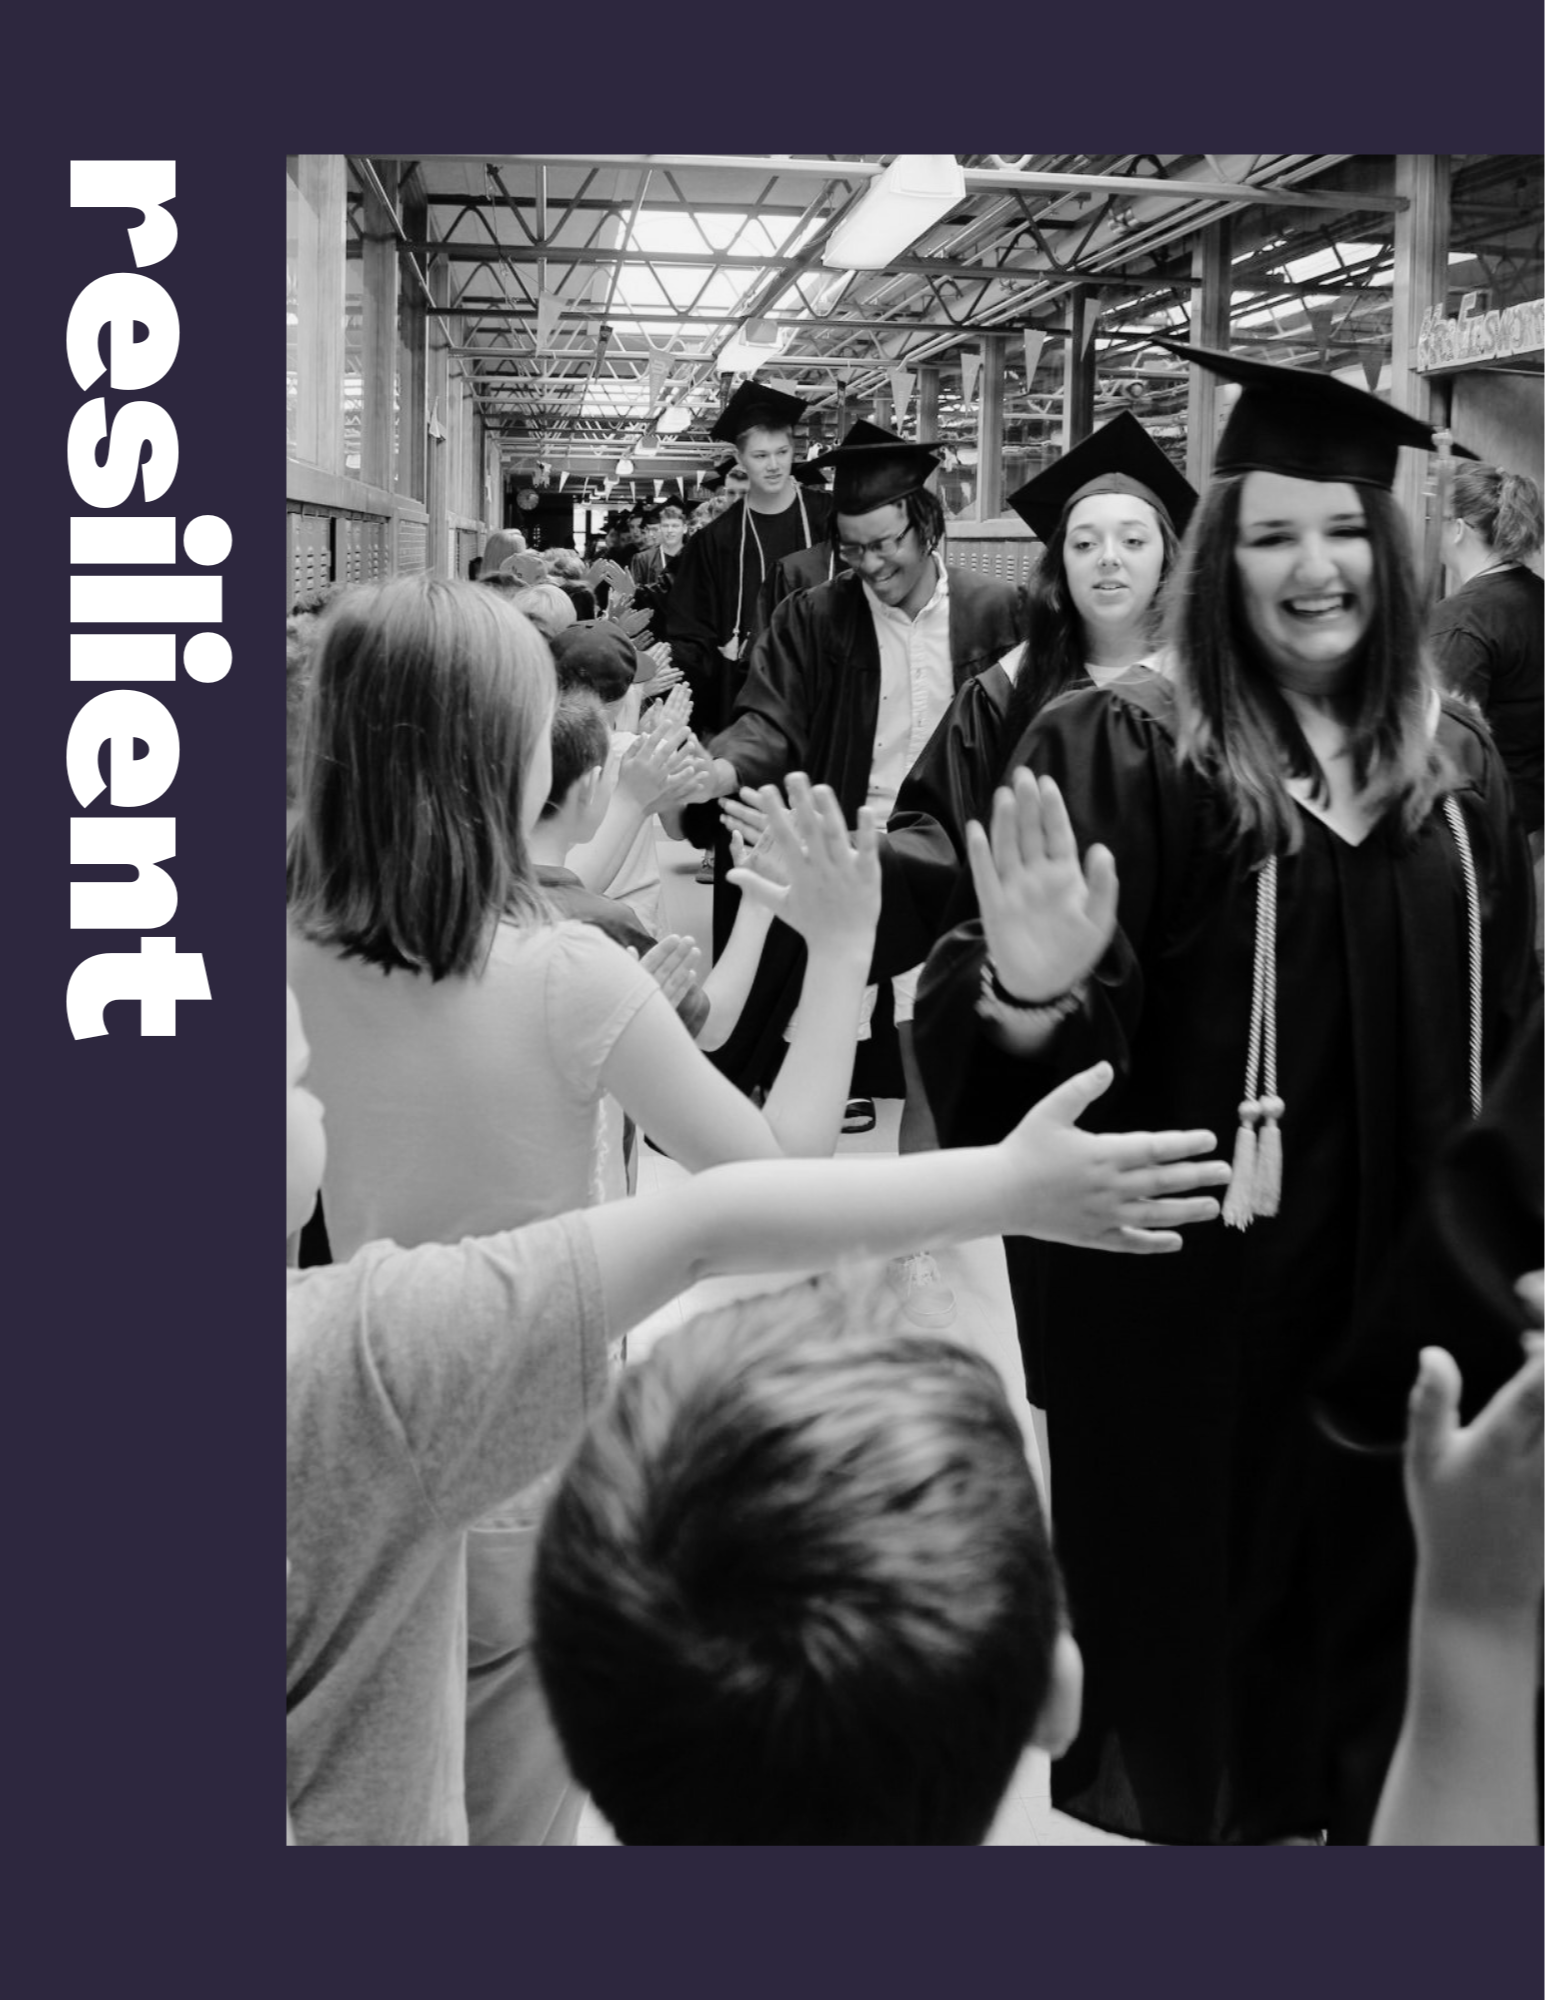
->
[12, 2, 1542, 1988]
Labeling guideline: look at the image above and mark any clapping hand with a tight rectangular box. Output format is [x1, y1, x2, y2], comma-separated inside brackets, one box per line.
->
[966, 770, 1118, 1001]
[1000, 1063, 1230, 1252]
[727, 774, 879, 956]
[639, 682, 693, 736]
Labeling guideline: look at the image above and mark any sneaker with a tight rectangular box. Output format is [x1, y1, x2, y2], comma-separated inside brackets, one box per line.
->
[695, 853, 716, 886]
[886, 1251, 957, 1329]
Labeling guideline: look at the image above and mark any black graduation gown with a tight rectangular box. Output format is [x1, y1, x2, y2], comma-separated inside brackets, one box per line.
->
[913, 676, 1539, 1844]
[666, 492, 831, 737]
[755, 541, 840, 635]
[683, 566, 1021, 1094]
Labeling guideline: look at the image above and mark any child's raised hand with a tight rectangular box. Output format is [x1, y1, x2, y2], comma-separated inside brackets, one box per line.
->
[999, 1062, 1230, 1253]
[965, 770, 1119, 1003]
[719, 787, 768, 850]
[641, 682, 692, 735]
[727, 775, 879, 956]
[638, 934, 703, 1009]
[618, 722, 693, 813]
[1403, 1344, 1544, 1632]
[729, 819, 790, 890]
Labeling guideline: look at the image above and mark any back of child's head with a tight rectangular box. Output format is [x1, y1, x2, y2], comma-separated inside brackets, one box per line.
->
[554, 580, 598, 621]
[550, 621, 640, 708]
[544, 548, 585, 581]
[533, 1274, 1067, 1844]
[287, 576, 554, 980]
[510, 583, 577, 641]
[543, 690, 611, 820]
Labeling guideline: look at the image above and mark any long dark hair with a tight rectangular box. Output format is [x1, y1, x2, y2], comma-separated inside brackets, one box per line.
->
[1001, 495, 1180, 751]
[287, 576, 555, 979]
[1168, 475, 1450, 864]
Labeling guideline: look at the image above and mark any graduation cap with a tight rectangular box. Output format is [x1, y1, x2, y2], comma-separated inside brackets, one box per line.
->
[1007, 412, 1197, 543]
[791, 460, 830, 488]
[1155, 341, 1477, 490]
[708, 380, 809, 445]
[812, 419, 942, 514]
[640, 497, 693, 524]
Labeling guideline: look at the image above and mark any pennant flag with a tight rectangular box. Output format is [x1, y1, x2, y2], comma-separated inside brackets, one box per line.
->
[960, 349, 981, 403]
[1359, 345, 1384, 392]
[1022, 330, 1047, 385]
[535, 291, 561, 352]
[1305, 305, 1336, 362]
[1082, 295, 1101, 355]
[888, 369, 913, 422]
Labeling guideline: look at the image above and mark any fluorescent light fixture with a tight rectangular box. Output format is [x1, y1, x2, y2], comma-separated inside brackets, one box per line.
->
[615, 457, 635, 476]
[823, 156, 965, 271]
[716, 321, 792, 375]
[656, 405, 693, 434]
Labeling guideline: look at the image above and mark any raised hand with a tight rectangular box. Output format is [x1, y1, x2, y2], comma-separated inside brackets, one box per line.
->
[638, 933, 703, 1010]
[719, 786, 768, 851]
[727, 774, 879, 957]
[639, 682, 693, 736]
[966, 769, 1119, 1002]
[1001, 1062, 1229, 1253]
[1403, 1344, 1544, 1629]
[617, 721, 697, 815]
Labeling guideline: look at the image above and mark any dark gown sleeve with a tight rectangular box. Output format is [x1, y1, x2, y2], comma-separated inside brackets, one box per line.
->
[677, 592, 818, 851]
[913, 682, 1201, 1148]
[876, 665, 1012, 980]
[665, 526, 729, 715]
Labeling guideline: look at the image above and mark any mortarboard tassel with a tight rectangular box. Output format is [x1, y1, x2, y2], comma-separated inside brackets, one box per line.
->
[1253, 1095, 1284, 1217]
[1223, 1101, 1261, 1228]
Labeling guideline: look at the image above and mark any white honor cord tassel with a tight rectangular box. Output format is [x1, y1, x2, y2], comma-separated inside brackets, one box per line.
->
[1441, 795, 1484, 1117]
[1224, 856, 1282, 1230]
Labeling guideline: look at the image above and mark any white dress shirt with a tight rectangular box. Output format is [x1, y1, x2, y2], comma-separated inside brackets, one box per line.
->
[863, 556, 954, 815]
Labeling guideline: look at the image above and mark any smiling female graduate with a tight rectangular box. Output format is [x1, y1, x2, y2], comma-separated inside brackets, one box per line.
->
[912, 345, 1540, 1846]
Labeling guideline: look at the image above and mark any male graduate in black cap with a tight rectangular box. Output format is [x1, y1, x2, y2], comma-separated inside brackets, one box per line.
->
[628, 497, 693, 645]
[681, 424, 1021, 1325]
[666, 382, 832, 737]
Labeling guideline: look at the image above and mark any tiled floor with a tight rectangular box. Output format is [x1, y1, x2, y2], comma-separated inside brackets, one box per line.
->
[572, 830, 1138, 1847]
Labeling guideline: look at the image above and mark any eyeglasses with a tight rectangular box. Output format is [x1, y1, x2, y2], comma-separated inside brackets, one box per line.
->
[836, 526, 915, 565]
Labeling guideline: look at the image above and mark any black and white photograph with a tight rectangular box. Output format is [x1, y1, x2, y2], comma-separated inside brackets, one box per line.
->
[281, 154, 1542, 1850]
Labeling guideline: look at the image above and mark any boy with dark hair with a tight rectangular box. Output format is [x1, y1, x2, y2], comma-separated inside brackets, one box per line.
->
[532, 1276, 1084, 1845]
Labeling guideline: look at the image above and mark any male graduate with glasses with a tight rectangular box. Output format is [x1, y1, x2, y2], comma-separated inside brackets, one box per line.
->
[678, 424, 1021, 1327]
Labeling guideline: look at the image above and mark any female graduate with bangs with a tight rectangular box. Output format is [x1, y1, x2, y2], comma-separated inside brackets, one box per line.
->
[912, 346, 1539, 1846]
[880, 412, 1196, 1000]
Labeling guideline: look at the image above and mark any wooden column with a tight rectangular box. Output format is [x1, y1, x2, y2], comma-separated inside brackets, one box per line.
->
[360, 161, 399, 491]
[294, 155, 346, 474]
[1061, 290, 1096, 452]
[1390, 154, 1451, 547]
[915, 363, 940, 441]
[1185, 218, 1232, 488]
[977, 334, 1006, 517]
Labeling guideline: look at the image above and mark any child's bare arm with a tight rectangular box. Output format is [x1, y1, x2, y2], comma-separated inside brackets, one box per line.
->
[582, 1060, 1228, 1336]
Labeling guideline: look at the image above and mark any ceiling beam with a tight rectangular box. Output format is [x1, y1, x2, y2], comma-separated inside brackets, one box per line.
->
[398, 241, 1057, 280]
[381, 155, 1405, 214]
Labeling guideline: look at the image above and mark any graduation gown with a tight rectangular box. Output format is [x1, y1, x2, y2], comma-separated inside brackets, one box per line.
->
[755, 541, 841, 635]
[666, 492, 831, 736]
[913, 675, 1539, 1844]
[685, 565, 1021, 1094]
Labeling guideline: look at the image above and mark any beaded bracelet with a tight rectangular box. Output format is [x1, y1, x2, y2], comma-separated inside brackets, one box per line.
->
[978, 959, 1087, 1026]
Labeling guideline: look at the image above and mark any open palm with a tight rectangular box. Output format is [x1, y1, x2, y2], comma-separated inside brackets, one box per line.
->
[965, 769, 1118, 1001]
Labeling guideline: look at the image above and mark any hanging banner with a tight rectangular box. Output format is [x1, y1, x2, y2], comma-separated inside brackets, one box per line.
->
[887, 369, 913, 422]
[1022, 329, 1047, 385]
[1359, 345, 1385, 392]
[647, 354, 667, 405]
[960, 349, 981, 403]
[1081, 296, 1101, 354]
